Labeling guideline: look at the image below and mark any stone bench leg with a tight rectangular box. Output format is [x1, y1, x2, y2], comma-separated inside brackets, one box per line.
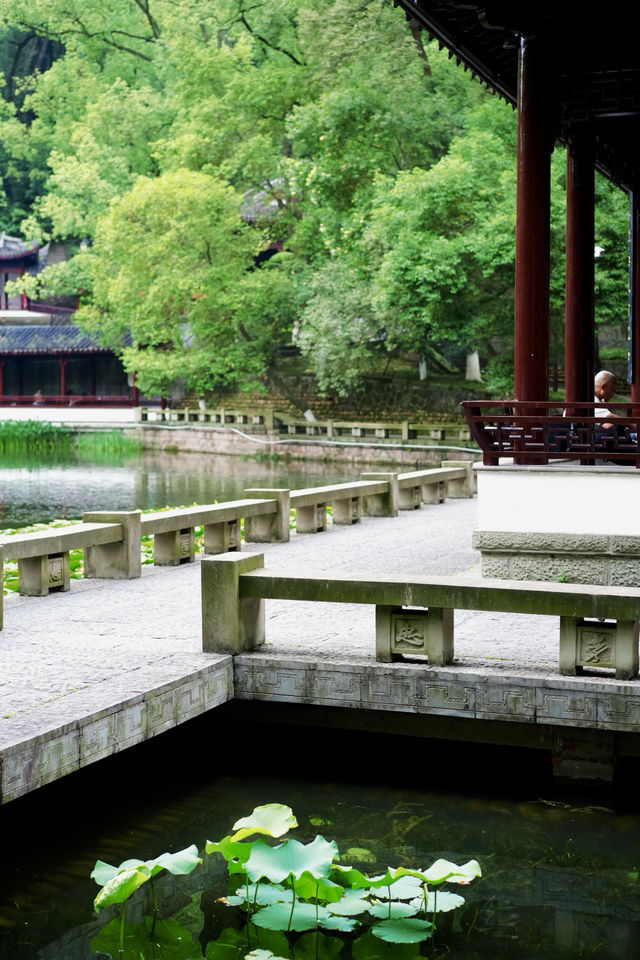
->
[398, 485, 421, 510]
[296, 503, 326, 534]
[441, 460, 474, 498]
[421, 480, 446, 504]
[83, 511, 142, 580]
[18, 552, 70, 597]
[560, 617, 639, 680]
[333, 497, 361, 525]
[244, 489, 290, 543]
[361, 473, 398, 517]
[154, 527, 195, 566]
[204, 519, 240, 555]
[201, 553, 265, 654]
[376, 605, 454, 664]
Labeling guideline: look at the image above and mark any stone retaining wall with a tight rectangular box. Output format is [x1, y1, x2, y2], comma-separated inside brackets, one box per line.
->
[474, 530, 640, 585]
[125, 423, 477, 467]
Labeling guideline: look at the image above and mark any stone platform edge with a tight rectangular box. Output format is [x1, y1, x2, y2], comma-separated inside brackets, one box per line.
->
[0, 659, 233, 804]
[233, 653, 640, 733]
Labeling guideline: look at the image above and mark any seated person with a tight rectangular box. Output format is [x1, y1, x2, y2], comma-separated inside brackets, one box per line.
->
[594, 369, 618, 430]
[593, 369, 636, 443]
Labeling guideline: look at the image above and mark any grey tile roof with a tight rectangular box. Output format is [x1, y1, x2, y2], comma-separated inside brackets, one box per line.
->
[0, 325, 111, 354]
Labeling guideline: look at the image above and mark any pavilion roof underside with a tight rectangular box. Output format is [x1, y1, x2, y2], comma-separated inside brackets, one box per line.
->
[396, 0, 640, 190]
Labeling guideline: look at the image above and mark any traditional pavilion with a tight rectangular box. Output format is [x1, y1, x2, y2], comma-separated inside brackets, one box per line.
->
[395, 0, 639, 406]
[0, 234, 135, 406]
[393, 1, 640, 583]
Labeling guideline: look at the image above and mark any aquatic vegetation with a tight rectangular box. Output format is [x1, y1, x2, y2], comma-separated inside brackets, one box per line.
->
[0, 419, 74, 451]
[91, 844, 202, 954]
[90, 804, 480, 959]
[0, 420, 141, 458]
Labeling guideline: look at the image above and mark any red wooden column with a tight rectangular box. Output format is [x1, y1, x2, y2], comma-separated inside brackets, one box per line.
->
[514, 35, 552, 403]
[564, 131, 594, 407]
[59, 357, 66, 399]
[632, 191, 640, 404]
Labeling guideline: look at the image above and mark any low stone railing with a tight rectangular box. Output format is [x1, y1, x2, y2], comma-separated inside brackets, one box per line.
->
[201, 553, 640, 681]
[0, 462, 474, 627]
[140, 405, 472, 444]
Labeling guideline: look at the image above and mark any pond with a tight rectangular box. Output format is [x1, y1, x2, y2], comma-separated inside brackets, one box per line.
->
[0, 717, 638, 960]
[0, 449, 363, 529]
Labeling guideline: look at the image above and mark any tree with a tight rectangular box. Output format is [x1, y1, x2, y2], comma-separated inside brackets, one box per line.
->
[77, 169, 293, 396]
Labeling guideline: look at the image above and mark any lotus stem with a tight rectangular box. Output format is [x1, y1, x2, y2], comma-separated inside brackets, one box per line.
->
[150, 878, 160, 938]
[287, 877, 296, 931]
[119, 903, 126, 957]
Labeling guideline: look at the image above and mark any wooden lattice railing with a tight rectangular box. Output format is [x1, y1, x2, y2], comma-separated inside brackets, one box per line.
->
[461, 400, 640, 467]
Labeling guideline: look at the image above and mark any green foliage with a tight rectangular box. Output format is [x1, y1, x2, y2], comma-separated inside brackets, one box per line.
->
[76, 168, 293, 395]
[0, 419, 73, 451]
[89, 803, 480, 957]
[0, 0, 631, 399]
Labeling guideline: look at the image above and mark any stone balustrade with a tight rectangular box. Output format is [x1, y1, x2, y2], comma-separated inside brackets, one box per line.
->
[0, 462, 475, 627]
[139, 405, 472, 443]
[201, 552, 640, 681]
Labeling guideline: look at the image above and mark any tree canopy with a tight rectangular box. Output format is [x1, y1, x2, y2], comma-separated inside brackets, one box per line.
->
[0, 0, 631, 397]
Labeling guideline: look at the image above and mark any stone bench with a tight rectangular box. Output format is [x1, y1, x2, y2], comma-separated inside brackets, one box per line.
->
[0, 512, 141, 597]
[140, 496, 282, 564]
[397, 462, 474, 509]
[201, 553, 640, 680]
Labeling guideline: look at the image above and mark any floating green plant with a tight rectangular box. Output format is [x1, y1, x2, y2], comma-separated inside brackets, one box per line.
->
[90, 803, 481, 959]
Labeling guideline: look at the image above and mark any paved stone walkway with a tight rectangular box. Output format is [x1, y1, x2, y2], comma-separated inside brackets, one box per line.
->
[0, 495, 567, 756]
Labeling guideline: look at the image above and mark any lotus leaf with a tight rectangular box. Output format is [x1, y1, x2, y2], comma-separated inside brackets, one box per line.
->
[227, 883, 293, 907]
[148, 845, 202, 876]
[244, 836, 339, 884]
[206, 835, 252, 864]
[292, 871, 344, 902]
[318, 915, 359, 932]
[245, 951, 288, 960]
[92, 915, 201, 960]
[351, 929, 421, 960]
[293, 931, 342, 960]
[344, 847, 376, 863]
[367, 876, 422, 900]
[231, 804, 298, 843]
[205, 924, 289, 960]
[331, 864, 371, 887]
[91, 859, 119, 886]
[94, 865, 151, 911]
[368, 902, 418, 920]
[421, 859, 481, 885]
[410, 891, 465, 913]
[252, 902, 330, 932]
[326, 890, 371, 916]
[371, 919, 433, 944]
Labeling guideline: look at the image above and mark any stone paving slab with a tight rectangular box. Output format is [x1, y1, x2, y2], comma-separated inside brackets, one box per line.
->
[1, 495, 634, 799]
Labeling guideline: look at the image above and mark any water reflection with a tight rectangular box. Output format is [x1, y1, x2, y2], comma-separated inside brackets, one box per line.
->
[0, 451, 362, 528]
[0, 723, 639, 959]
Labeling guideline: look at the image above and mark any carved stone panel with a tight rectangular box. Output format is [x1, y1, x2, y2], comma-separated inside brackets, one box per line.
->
[392, 613, 429, 656]
[577, 623, 615, 669]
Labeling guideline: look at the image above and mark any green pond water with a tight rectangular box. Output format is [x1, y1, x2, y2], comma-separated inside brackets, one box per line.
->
[0, 719, 638, 960]
[0, 448, 363, 529]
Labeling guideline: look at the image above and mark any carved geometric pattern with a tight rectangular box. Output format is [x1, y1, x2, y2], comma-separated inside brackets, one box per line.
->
[392, 614, 428, 653]
[48, 555, 63, 586]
